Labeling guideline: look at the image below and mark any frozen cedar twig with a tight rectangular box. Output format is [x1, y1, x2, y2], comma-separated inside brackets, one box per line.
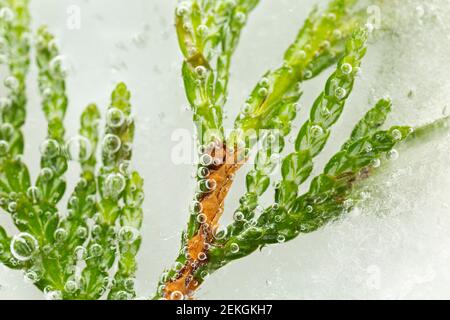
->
[0, 2, 144, 300]
[0, 0, 448, 301]
[157, 0, 450, 300]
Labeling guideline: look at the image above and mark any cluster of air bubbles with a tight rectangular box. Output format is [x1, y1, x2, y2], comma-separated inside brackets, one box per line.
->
[64, 279, 78, 293]
[212, 226, 227, 240]
[303, 69, 313, 79]
[296, 50, 307, 60]
[321, 40, 331, 50]
[0, 97, 11, 110]
[272, 212, 283, 223]
[44, 287, 63, 300]
[255, 151, 277, 175]
[176, 2, 190, 17]
[4, 75, 19, 91]
[122, 141, 133, 155]
[197, 270, 208, 281]
[194, 65, 208, 79]
[115, 291, 131, 300]
[224, 0, 237, 9]
[235, 11, 247, 25]
[241, 103, 253, 115]
[69, 194, 79, 208]
[256, 77, 271, 97]
[197, 166, 210, 179]
[1, 122, 13, 137]
[183, 22, 193, 34]
[47, 38, 59, 51]
[340, 63, 353, 75]
[189, 199, 202, 213]
[310, 124, 324, 137]
[197, 252, 207, 261]
[123, 277, 135, 292]
[334, 87, 347, 100]
[91, 224, 102, 238]
[199, 152, 213, 166]
[371, 158, 381, 168]
[54, 228, 68, 243]
[39, 139, 61, 158]
[244, 218, 257, 229]
[0, 7, 14, 21]
[89, 243, 103, 257]
[333, 29, 342, 39]
[262, 131, 284, 154]
[10, 232, 38, 262]
[103, 133, 121, 154]
[259, 77, 270, 88]
[106, 107, 125, 128]
[49, 55, 69, 77]
[196, 213, 207, 224]
[24, 269, 41, 284]
[39, 167, 54, 181]
[293, 82, 302, 97]
[196, 24, 209, 37]
[41, 87, 53, 99]
[277, 234, 286, 243]
[26, 186, 41, 203]
[229, 242, 240, 254]
[198, 178, 217, 192]
[119, 160, 132, 176]
[76, 226, 88, 239]
[118, 226, 140, 243]
[170, 290, 184, 300]
[391, 129, 403, 141]
[386, 149, 399, 161]
[128, 190, 144, 208]
[41, 243, 52, 256]
[233, 211, 245, 221]
[172, 261, 184, 273]
[85, 194, 96, 206]
[7, 192, 17, 213]
[65, 135, 92, 162]
[105, 173, 126, 198]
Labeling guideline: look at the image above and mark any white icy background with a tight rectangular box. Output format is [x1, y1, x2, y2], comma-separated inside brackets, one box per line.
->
[1, 0, 450, 299]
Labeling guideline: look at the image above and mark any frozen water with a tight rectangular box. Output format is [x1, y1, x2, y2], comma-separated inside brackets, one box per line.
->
[1, 0, 450, 299]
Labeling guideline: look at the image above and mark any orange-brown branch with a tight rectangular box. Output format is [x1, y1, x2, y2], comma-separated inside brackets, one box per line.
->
[164, 144, 244, 299]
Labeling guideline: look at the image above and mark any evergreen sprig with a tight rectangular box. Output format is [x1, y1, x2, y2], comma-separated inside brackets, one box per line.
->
[158, 0, 449, 300]
[0, 2, 143, 300]
[176, 0, 261, 145]
[225, 0, 365, 247]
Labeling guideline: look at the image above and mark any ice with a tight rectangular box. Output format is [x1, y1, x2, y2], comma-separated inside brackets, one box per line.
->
[1, 0, 450, 299]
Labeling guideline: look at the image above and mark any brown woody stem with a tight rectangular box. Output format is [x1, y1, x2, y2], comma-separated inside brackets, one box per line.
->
[164, 144, 244, 299]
